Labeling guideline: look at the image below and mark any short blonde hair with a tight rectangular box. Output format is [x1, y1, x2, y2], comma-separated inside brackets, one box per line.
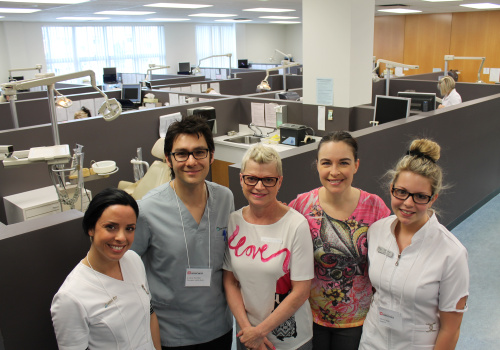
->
[241, 144, 282, 176]
[388, 139, 443, 196]
[438, 76, 455, 96]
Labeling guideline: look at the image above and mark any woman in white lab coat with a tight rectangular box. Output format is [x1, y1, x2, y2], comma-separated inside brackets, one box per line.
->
[51, 188, 161, 350]
[437, 76, 462, 108]
[359, 139, 469, 350]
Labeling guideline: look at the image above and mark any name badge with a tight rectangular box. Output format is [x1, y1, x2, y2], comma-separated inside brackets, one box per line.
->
[185, 268, 212, 287]
[377, 246, 394, 258]
[378, 307, 403, 331]
[261, 237, 282, 244]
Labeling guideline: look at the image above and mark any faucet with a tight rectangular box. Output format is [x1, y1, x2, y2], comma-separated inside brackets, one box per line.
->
[249, 123, 264, 137]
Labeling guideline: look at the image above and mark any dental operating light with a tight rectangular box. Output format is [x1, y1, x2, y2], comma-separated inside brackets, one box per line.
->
[193, 53, 232, 78]
[1, 70, 122, 144]
[373, 59, 419, 95]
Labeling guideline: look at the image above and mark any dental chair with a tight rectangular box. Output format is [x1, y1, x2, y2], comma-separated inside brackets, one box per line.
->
[118, 138, 171, 200]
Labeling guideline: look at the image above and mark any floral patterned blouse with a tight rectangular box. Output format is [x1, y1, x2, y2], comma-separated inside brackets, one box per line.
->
[289, 188, 391, 328]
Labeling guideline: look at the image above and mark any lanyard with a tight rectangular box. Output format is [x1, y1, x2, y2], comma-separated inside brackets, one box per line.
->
[173, 181, 211, 269]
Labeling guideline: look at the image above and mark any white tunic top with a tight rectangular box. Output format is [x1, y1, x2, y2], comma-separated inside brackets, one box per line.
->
[51, 251, 154, 350]
[359, 213, 469, 350]
[442, 88, 462, 107]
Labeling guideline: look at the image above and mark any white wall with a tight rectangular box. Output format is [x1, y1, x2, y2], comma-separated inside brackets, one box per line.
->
[0, 23, 10, 84]
[3, 22, 46, 80]
[1, 22, 302, 81]
[285, 24, 303, 64]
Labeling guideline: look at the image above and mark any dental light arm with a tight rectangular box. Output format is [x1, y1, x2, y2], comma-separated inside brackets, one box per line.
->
[8, 64, 42, 80]
[1, 70, 121, 144]
[444, 55, 486, 83]
[256, 62, 301, 92]
[193, 54, 232, 78]
[374, 59, 419, 95]
[146, 64, 170, 81]
[269, 49, 293, 63]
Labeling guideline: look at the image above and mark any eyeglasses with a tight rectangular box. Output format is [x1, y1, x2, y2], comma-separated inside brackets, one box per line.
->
[242, 175, 279, 187]
[170, 148, 209, 162]
[391, 186, 433, 204]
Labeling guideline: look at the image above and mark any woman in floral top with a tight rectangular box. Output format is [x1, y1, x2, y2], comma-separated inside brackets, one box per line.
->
[289, 131, 391, 350]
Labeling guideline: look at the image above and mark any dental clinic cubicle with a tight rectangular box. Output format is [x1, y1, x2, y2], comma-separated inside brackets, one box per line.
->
[1, 72, 500, 349]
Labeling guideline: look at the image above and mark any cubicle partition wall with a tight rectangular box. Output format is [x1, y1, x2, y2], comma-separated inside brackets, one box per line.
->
[0, 97, 241, 224]
[154, 78, 244, 96]
[229, 93, 500, 228]
[149, 75, 206, 87]
[16, 86, 98, 101]
[286, 75, 303, 90]
[389, 79, 500, 102]
[232, 71, 267, 95]
[0, 91, 121, 130]
[0, 210, 87, 350]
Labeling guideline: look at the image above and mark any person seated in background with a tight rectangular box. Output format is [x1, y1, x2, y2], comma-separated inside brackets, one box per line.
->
[437, 76, 462, 108]
[51, 188, 161, 350]
[74, 106, 92, 119]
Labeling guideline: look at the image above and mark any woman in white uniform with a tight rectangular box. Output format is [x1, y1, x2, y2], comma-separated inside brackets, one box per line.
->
[359, 139, 469, 350]
[437, 76, 462, 108]
[223, 144, 314, 350]
[51, 188, 161, 350]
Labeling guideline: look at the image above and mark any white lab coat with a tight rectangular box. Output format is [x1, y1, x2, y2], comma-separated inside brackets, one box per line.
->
[359, 212, 469, 350]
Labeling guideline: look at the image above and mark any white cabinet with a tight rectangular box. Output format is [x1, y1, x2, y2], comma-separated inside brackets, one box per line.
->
[4, 186, 91, 224]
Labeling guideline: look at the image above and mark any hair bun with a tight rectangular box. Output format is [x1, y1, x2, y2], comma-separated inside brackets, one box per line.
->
[409, 139, 440, 162]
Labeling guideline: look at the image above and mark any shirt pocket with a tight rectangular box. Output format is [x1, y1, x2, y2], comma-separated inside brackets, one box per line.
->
[412, 323, 439, 347]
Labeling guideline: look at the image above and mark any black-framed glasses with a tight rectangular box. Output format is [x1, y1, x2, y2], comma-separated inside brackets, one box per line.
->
[242, 175, 279, 187]
[391, 186, 433, 204]
[170, 149, 209, 162]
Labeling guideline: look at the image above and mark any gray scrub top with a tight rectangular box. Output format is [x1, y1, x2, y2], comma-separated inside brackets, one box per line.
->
[131, 181, 234, 347]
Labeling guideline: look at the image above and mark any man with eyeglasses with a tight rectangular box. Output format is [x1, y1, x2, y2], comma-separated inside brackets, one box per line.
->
[132, 116, 234, 349]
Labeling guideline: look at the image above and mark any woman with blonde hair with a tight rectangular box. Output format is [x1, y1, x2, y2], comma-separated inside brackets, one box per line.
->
[359, 139, 469, 349]
[437, 76, 462, 108]
[223, 144, 314, 350]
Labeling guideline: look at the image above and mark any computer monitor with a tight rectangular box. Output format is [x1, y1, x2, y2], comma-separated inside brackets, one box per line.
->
[238, 59, 249, 68]
[397, 92, 437, 112]
[373, 95, 411, 125]
[276, 91, 300, 101]
[178, 62, 191, 74]
[103, 67, 117, 84]
[121, 84, 142, 103]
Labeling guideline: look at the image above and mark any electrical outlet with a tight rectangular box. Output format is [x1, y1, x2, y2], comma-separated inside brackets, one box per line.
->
[327, 110, 333, 121]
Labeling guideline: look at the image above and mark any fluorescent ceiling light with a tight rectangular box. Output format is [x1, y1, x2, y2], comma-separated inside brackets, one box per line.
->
[95, 11, 155, 15]
[0, 0, 89, 3]
[145, 3, 213, 9]
[460, 3, 500, 9]
[422, 0, 462, 2]
[259, 16, 299, 19]
[243, 8, 295, 12]
[215, 19, 252, 22]
[146, 17, 190, 21]
[378, 9, 422, 13]
[269, 21, 301, 24]
[0, 8, 41, 13]
[57, 16, 110, 20]
[189, 13, 237, 17]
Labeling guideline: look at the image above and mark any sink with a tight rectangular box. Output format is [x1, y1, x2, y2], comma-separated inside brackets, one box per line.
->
[223, 135, 261, 144]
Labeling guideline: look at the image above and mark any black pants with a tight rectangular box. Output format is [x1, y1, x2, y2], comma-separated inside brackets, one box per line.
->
[312, 323, 362, 350]
[161, 329, 233, 350]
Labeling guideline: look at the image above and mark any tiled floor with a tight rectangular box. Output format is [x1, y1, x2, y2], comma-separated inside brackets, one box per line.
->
[231, 193, 500, 350]
[452, 193, 500, 349]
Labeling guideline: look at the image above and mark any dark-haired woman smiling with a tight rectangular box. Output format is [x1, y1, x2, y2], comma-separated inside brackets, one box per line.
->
[51, 188, 161, 350]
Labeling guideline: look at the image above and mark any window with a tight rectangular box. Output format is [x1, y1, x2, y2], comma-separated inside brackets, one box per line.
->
[195, 24, 237, 70]
[42, 26, 166, 84]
